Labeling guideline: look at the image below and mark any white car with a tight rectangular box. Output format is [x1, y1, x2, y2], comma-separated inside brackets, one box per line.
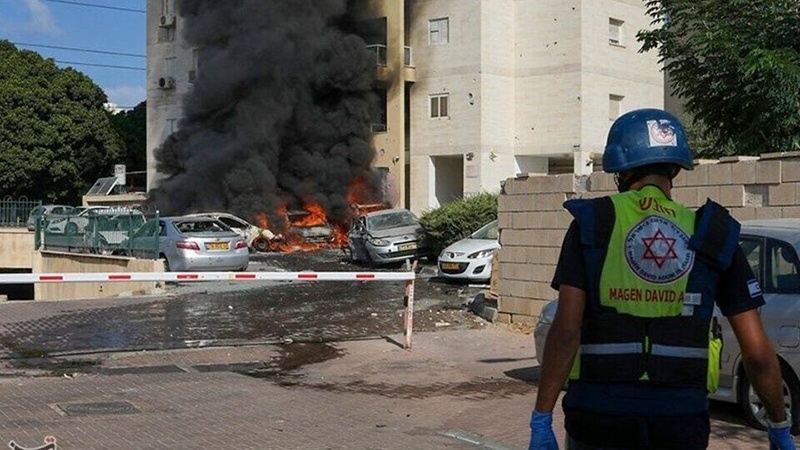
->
[437, 219, 500, 282]
[534, 218, 800, 432]
[46, 206, 123, 235]
[185, 212, 280, 252]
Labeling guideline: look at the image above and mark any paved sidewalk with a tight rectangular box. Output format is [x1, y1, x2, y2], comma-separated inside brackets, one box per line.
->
[0, 319, 781, 449]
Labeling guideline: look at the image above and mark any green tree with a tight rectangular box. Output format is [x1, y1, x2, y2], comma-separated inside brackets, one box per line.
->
[638, 0, 800, 158]
[108, 100, 147, 187]
[0, 40, 123, 203]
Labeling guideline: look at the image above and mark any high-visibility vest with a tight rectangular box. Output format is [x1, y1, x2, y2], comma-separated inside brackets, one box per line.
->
[564, 185, 738, 393]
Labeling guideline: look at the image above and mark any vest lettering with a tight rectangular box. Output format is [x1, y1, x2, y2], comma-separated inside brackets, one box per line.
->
[636, 196, 676, 217]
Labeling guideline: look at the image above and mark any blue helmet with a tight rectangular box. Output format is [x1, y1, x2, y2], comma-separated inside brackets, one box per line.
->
[602, 108, 694, 173]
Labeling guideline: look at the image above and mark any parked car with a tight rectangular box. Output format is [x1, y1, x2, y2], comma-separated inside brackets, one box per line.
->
[347, 208, 429, 265]
[26, 204, 75, 231]
[45, 206, 116, 235]
[116, 216, 249, 272]
[533, 218, 800, 432]
[185, 212, 281, 252]
[437, 219, 500, 282]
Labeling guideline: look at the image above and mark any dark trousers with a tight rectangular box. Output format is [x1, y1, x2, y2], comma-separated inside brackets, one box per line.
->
[564, 407, 710, 450]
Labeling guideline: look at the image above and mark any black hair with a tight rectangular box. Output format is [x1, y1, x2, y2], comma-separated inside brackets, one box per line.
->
[615, 163, 681, 193]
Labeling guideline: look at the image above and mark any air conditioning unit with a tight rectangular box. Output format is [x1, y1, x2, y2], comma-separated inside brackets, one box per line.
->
[159, 15, 176, 28]
[157, 77, 176, 90]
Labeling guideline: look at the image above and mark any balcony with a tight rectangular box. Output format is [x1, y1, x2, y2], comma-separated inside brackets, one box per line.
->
[366, 44, 416, 82]
[365, 44, 414, 67]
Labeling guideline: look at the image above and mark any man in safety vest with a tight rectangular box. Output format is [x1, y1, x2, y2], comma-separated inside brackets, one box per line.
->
[528, 109, 796, 449]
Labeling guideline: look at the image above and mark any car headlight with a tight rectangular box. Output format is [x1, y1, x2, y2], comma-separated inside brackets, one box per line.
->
[368, 237, 389, 246]
[468, 248, 497, 259]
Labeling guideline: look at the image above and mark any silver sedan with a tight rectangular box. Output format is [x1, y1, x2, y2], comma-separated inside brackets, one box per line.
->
[118, 216, 249, 272]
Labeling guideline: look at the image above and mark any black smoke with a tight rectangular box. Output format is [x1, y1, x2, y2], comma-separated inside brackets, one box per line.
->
[150, 0, 382, 229]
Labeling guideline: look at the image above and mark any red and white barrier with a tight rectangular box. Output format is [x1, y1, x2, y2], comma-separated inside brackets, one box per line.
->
[0, 271, 415, 284]
[0, 270, 419, 348]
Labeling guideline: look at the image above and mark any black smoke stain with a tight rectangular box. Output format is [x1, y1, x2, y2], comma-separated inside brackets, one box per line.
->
[151, 0, 383, 228]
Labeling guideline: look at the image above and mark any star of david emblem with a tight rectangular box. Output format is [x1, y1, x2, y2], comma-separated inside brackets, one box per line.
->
[641, 229, 678, 268]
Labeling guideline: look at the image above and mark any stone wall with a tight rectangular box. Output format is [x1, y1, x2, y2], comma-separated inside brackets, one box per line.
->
[495, 153, 800, 324]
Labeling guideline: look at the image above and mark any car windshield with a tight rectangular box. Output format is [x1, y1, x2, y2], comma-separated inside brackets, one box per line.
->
[174, 219, 231, 233]
[471, 220, 499, 240]
[366, 210, 418, 231]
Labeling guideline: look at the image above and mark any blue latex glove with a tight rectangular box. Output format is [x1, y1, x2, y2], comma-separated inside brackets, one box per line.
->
[769, 426, 796, 450]
[529, 410, 558, 450]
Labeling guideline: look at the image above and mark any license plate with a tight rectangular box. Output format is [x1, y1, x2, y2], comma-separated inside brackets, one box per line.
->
[206, 242, 229, 251]
[398, 242, 417, 251]
[441, 262, 460, 270]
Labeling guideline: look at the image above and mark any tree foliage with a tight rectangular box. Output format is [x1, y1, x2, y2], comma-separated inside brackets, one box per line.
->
[108, 100, 147, 187]
[419, 192, 498, 256]
[0, 40, 122, 203]
[638, 0, 800, 158]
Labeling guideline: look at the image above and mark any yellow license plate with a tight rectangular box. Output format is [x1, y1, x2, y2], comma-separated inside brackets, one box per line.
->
[441, 262, 460, 270]
[206, 242, 229, 250]
[398, 242, 417, 251]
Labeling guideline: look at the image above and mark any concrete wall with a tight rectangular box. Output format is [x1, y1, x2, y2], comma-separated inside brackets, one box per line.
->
[33, 251, 164, 301]
[0, 228, 35, 269]
[0, 230, 163, 301]
[495, 153, 800, 324]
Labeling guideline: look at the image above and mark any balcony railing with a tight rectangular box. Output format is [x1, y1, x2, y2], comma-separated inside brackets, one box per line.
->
[366, 44, 387, 65]
[365, 44, 414, 67]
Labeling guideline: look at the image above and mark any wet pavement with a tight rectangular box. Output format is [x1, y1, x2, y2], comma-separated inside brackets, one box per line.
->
[0, 249, 487, 375]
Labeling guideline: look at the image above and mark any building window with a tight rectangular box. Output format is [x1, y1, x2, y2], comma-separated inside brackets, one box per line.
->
[609, 18, 623, 46]
[430, 94, 449, 118]
[429, 18, 449, 45]
[609, 94, 624, 121]
[166, 118, 178, 136]
[162, 0, 174, 17]
[188, 48, 198, 83]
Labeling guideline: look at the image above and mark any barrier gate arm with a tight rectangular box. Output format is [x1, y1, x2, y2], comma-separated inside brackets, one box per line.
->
[0, 270, 419, 348]
[0, 271, 415, 283]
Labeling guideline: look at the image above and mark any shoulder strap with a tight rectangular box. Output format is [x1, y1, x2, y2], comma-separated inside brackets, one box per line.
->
[564, 197, 615, 249]
[690, 199, 740, 270]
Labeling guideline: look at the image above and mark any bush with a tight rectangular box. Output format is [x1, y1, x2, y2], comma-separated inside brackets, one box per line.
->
[419, 192, 498, 256]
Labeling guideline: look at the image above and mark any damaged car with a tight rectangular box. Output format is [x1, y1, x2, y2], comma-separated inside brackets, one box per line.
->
[347, 208, 430, 265]
[185, 212, 282, 252]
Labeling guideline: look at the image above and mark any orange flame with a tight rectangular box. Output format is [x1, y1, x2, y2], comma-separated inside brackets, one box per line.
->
[254, 176, 384, 253]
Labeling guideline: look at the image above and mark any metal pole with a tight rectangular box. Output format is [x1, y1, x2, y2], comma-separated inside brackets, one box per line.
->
[403, 260, 418, 349]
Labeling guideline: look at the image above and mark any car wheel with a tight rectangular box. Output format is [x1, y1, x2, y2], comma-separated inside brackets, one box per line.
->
[253, 238, 270, 252]
[160, 254, 171, 272]
[739, 360, 799, 432]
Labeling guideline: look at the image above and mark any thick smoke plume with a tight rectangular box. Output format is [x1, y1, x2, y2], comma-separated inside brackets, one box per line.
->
[151, 0, 381, 229]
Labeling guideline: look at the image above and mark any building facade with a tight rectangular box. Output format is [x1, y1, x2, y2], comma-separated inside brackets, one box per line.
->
[146, 0, 663, 215]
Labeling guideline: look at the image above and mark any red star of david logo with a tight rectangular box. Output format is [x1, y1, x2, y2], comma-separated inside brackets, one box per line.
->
[641, 229, 678, 268]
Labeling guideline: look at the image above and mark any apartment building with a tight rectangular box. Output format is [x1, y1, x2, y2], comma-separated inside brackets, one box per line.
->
[146, 0, 663, 214]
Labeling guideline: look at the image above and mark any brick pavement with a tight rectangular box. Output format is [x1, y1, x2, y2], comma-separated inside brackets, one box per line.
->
[0, 300, 786, 449]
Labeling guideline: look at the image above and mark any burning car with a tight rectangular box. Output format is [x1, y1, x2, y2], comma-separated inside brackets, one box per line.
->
[285, 209, 335, 245]
[185, 212, 282, 252]
[347, 208, 430, 265]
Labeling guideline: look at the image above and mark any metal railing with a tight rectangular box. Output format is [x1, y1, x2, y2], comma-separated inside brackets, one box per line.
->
[0, 196, 41, 228]
[36, 208, 159, 257]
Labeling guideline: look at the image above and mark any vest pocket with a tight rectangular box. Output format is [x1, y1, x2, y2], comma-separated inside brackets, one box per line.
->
[580, 314, 646, 382]
[648, 316, 709, 388]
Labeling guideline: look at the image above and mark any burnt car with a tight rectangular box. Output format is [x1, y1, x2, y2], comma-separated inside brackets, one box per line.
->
[347, 208, 429, 265]
[286, 210, 335, 244]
